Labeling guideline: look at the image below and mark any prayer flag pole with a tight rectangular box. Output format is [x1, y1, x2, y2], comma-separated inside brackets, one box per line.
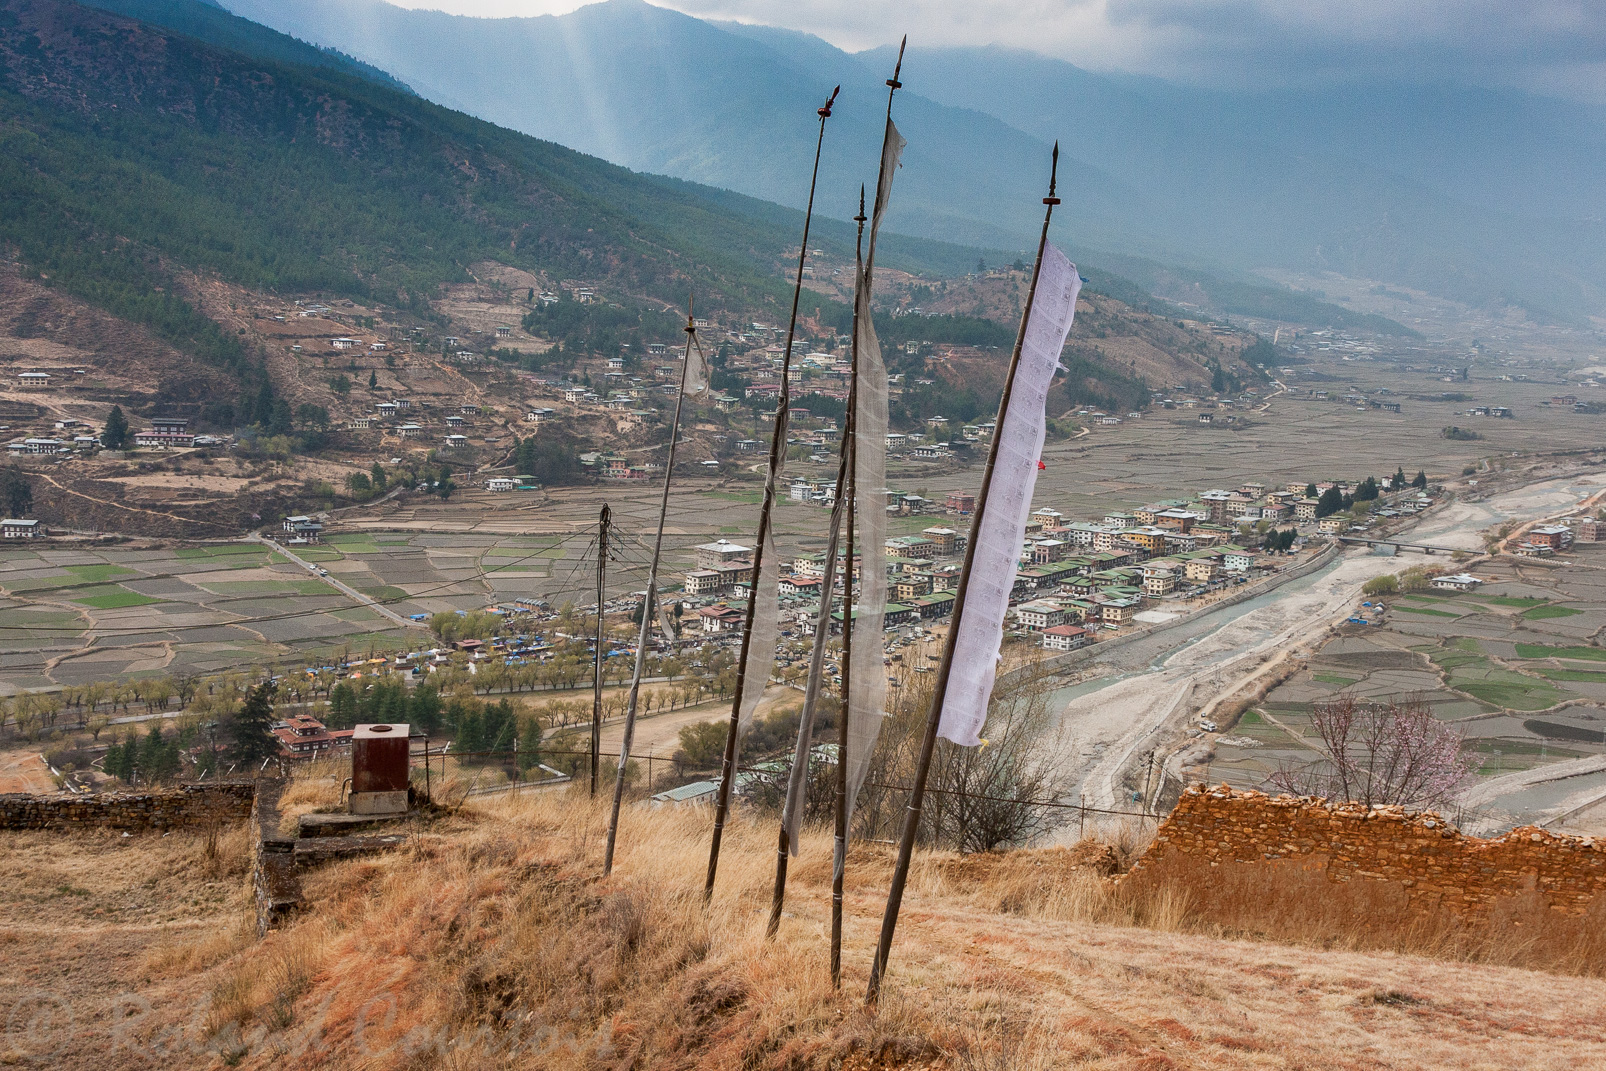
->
[866, 145, 1066, 1006]
[590, 503, 610, 796]
[830, 198, 868, 984]
[704, 86, 838, 902]
[603, 298, 707, 876]
[765, 185, 867, 944]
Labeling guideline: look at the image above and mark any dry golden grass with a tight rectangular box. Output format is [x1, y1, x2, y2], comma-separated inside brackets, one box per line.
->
[94, 790, 1606, 1070]
[1127, 850, 1606, 977]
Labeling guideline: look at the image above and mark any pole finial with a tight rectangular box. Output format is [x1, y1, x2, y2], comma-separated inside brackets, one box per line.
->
[1044, 142, 1062, 206]
[855, 185, 867, 225]
[685, 292, 695, 334]
[819, 85, 840, 118]
[887, 35, 906, 90]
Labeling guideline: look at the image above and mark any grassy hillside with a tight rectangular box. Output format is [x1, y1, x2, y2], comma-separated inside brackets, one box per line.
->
[0, 0, 875, 421]
[12, 786, 1604, 1069]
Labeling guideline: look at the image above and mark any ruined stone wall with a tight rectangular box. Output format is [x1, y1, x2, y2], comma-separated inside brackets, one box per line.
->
[1124, 785, 1606, 919]
[0, 783, 255, 831]
[250, 778, 303, 935]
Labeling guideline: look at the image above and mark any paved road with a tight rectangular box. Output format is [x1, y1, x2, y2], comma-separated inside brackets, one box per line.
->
[250, 533, 428, 632]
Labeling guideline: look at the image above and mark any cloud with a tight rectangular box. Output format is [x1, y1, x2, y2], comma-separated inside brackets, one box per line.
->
[380, 0, 1606, 96]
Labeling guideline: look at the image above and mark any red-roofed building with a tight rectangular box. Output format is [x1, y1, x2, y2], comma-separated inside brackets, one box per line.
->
[271, 714, 354, 759]
[1041, 624, 1093, 652]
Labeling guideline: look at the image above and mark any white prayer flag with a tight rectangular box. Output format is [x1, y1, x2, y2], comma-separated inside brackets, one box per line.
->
[843, 117, 904, 822]
[736, 524, 781, 743]
[936, 244, 1082, 747]
[684, 331, 710, 394]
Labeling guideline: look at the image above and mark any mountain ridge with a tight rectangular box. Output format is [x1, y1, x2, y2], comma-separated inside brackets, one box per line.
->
[219, 0, 1606, 323]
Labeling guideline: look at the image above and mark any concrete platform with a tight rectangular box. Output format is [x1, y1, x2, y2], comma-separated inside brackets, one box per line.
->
[297, 811, 414, 838]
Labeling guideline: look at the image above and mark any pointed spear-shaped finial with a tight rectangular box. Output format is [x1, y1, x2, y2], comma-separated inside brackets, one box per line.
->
[855, 185, 867, 225]
[819, 85, 840, 118]
[888, 35, 906, 90]
[1044, 141, 1062, 206]
[685, 292, 695, 334]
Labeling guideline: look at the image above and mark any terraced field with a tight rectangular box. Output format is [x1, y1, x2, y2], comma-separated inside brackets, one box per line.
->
[1209, 541, 1606, 830]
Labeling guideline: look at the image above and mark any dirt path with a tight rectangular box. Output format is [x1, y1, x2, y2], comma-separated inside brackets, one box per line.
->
[0, 748, 56, 793]
[32, 472, 231, 532]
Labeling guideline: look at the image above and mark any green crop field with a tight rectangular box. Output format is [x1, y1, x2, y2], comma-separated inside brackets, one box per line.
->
[1516, 643, 1606, 661]
[1450, 669, 1567, 710]
[1395, 605, 1461, 618]
[73, 586, 165, 609]
[203, 580, 342, 596]
[1522, 605, 1584, 620]
[1431, 649, 1488, 671]
[1484, 595, 1548, 607]
[175, 545, 268, 559]
[1535, 668, 1606, 683]
[63, 563, 138, 582]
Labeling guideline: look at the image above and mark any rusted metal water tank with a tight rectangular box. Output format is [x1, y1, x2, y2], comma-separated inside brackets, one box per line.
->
[350, 723, 410, 814]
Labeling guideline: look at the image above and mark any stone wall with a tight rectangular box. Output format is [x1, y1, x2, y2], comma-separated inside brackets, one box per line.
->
[251, 778, 304, 935]
[1124, 785, 1606, 920]
[0, 783, 255, 831]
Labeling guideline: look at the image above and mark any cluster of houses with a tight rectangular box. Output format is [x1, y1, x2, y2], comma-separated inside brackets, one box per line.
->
[350, 399, 488, 451]
[676, 474, 1450, 654]
[5, 416, 226, 458]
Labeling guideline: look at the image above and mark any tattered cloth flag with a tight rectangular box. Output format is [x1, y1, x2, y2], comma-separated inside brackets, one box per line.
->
[683, 327, 711, 394]
[844, 116, 905, 821]
[937, 244, 1082, 747]
[736, 526, 781, 742]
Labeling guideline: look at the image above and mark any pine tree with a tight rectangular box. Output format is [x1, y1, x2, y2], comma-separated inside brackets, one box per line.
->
[2, 467, 32, 518]
[368, 369, 378, 390]
[226, 681, 279, 766]
[139, 725, 166, 782]
[517, 716, 542, 772]
[101, 405, 129, 449]
[103, 739, 125, 783]
[1412, 470, 1428, 489]
[409, 685, 442, 736]
[327, 682, 358, 728]
[1305, 482, 1318, 498]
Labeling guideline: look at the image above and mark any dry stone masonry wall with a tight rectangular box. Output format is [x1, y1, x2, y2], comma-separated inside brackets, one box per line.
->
[1126, 785, 1606, 919]
[0, 783, 255, 831]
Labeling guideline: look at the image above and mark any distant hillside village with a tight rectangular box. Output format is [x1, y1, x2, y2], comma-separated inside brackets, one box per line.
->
[677, 473, 1458, 655]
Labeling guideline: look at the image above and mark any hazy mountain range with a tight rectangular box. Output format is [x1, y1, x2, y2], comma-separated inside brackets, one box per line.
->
[213, 0, 1606, 324]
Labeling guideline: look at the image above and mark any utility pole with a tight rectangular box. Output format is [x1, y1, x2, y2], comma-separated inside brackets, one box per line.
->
[591, 505, 610, 797]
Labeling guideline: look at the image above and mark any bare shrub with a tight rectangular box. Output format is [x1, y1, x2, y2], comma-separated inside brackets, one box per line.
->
[852, 665, 1076, 853]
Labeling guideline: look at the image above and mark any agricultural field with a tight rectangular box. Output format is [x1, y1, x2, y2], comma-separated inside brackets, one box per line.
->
[1210, 540, 1606, 831]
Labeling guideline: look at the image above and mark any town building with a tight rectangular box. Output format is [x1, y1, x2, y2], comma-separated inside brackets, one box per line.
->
[271, 714, 354, 758]
[696, 539, 752, 569]
[1015, 599, 1067, 632]
[922, 527, 958, 556]
[1041, 624, 1092, 651]
[698, 604, 746, 633]
[1, 519, 45, 539]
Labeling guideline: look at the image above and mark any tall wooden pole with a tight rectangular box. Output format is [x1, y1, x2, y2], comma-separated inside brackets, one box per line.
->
[831, 190, 869, 987]
[590, 504, 610, 797]
[604, 302, 701, 876]
[866, 146, 1063, 1006]
[704, 86, 838, 902]
[765, 185, 866, 941]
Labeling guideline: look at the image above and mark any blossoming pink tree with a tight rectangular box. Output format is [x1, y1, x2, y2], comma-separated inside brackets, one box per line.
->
[1267, 694, 1477, 809]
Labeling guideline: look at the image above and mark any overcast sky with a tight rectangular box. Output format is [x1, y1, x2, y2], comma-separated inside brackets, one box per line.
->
[379, 0, 1606, 98]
